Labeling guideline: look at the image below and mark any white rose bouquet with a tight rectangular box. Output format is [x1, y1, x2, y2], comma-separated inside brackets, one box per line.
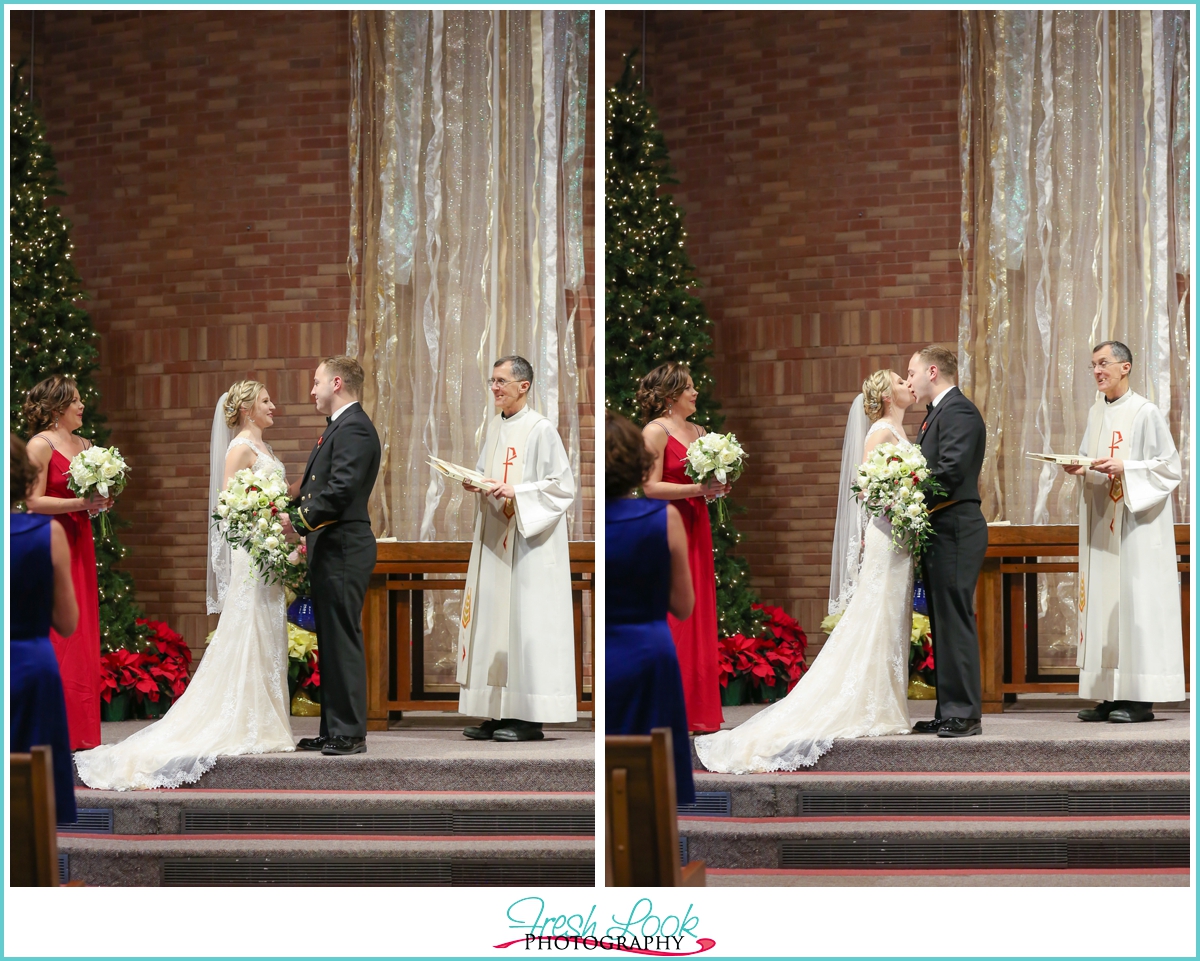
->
[66, 446, 129, 537]
[213, 467, 294, 585]
[850, 442, 945, 559]
[684, 431, 746, 524]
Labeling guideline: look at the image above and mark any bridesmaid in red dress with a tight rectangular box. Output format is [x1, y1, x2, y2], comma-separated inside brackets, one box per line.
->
[638, 362, 732, 734]
[24, 375, 113, 751]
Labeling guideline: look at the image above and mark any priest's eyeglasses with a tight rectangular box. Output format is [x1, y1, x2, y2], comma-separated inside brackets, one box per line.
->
[1089, 360, 1127, 370]
[488, 377, 516, 387]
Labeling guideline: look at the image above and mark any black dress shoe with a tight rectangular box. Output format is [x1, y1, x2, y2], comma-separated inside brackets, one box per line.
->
[492, 720, 544, 742]
[912, 718, 943, 734]
[936, 717, 982, 738]
[463, 718, 506, 740]
[1108, 701, 1154, 723]
[297, 735, 330, 751]
[1077, 700, 1115, 722]
[321, 735, 367, 755]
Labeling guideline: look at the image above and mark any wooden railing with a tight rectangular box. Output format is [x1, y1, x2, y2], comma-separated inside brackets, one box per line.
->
[362, 541, 594, 730]
[977, 524, 1190, 714]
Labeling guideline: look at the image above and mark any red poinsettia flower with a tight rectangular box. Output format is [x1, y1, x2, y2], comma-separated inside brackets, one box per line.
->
[301, 649, 320, 688]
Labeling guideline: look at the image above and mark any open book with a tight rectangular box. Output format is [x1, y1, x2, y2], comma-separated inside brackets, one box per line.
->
[428, 455, 496, 490]
[1025, 451, 1096, 468]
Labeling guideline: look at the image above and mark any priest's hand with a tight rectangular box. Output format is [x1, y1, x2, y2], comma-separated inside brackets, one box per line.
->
[1091, 457, 1124, 476]
[488, 481, 516, 500]
[462, 480, 488, 494]
[1062, 464, 1087, 476]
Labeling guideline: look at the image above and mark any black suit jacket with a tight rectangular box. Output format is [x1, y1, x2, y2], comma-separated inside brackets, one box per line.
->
[297, 403, 381, 533]
[917, 386, 986, 507]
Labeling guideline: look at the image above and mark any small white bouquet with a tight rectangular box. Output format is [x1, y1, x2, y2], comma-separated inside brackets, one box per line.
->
[684, 431, 746, 524]
[66, 445, 129, 537]
[851, 442, 944, 559]
[213, 467, 294, 585]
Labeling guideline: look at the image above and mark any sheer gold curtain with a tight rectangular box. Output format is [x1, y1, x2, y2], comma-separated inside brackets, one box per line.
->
[959, 11, 1190, 669]
[346, 11, 590, 690]
[347, 11, 590, 543]
[960, 10, 1190, 526]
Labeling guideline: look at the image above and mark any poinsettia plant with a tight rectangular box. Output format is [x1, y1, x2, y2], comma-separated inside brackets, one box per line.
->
[718, 603, 808, 702]
[100, 618, 192, 717]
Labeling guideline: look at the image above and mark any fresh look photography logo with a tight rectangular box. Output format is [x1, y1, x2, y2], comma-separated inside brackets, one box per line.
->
[494, 897, 716, 955]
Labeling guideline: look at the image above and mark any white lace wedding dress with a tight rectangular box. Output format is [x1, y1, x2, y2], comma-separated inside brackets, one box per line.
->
[75, 439, 295, 790]
[694, 420, 913, 774]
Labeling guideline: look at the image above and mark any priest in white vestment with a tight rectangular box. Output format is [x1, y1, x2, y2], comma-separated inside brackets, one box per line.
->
[457, 355, 577, 741]
[1064, 341, 1186, 723]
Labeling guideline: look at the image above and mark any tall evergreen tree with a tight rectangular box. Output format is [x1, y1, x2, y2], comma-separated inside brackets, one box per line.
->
[606, 55, 762, 639]
[10, 64, 149, 654]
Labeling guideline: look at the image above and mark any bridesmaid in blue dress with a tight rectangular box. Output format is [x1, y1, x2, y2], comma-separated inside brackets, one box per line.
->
[605, 413, 696, 805]
[10, 436, 79, 824]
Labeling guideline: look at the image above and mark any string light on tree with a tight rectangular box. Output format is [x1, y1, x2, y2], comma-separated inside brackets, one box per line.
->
[605, 53, 763, 640]
[9, 63, 149, 655]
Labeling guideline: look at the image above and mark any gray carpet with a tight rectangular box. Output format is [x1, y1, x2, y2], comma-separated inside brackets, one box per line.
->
[691, 698, 1191, 772]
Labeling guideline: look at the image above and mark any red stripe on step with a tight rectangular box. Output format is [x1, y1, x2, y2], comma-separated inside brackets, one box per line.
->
[74, 788, 593, 796]
[679, 814, 1190, 824]
[694, 770, 1188, 777]
[58, 832, 593, 842]
[706, 866, 1191, 876]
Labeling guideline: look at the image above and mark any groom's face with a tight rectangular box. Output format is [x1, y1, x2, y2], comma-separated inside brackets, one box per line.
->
[906, 353, 935, 404]
[311, 364, 337, 416]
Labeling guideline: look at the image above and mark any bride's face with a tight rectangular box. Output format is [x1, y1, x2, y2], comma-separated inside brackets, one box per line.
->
[888, 372, 915, 411]
[248, 389, 276, 430]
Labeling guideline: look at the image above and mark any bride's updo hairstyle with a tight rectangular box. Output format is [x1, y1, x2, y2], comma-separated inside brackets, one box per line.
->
[23, 374, 79, 435]
[223, 380, 267, 429]
[636, 362, 691, 424]
[861, 370, 894, 423]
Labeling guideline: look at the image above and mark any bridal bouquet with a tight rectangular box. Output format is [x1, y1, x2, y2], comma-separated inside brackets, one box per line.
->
[213, 467, 294, 584]
[851, 442, 944, 558]
[684, 431, 746, 524]
[66, 445, 129, 537]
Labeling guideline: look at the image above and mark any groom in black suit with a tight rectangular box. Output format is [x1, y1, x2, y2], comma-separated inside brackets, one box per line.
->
[907, 346, 988, 738]
[285, 355, 381, 756]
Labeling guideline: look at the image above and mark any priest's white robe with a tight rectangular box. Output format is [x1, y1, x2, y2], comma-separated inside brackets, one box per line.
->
[457, 405, 577, 723]
[1075, 390, 1185, 703]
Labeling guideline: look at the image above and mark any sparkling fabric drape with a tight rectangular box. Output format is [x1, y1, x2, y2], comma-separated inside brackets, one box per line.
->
[959, 11, 1190, 671]
[348, 11, 590, 544]
[960, 11, 1191, 527]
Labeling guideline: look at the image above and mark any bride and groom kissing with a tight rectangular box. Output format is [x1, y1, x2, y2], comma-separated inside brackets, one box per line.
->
[695, 345, 987, 775]
[76, 356, 381, 789]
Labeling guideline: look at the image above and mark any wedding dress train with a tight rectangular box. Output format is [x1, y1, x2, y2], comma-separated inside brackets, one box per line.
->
[75, 439, 295, 790]
[694, 421, 913, 774]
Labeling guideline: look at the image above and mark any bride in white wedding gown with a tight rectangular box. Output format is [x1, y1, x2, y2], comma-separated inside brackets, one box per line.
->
[75, 382, 296, 790]
[694, 370, 918, 774]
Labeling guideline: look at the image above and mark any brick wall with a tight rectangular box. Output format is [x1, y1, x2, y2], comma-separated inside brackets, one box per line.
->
[607, 11, 961, 655]
[23, 11, 594, 663]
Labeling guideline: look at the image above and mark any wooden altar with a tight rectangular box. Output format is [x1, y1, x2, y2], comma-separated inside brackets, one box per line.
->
[977, 524, 1190, 714]
[362, 541, 594, 731]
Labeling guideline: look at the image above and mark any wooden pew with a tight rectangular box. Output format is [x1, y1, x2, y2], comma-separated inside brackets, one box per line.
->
[10, 746, 59, 886]
[605, 728, 705, 887]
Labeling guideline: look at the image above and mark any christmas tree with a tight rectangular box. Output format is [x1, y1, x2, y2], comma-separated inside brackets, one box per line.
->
[605, 55, 762, 639]
[10, 64, 149, 654]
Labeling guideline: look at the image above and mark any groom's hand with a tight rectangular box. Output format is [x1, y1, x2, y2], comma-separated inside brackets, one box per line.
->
[279, 512, 297, 536]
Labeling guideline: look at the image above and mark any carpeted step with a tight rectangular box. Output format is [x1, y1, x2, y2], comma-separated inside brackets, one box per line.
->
[684, 772, 1191, 818]
[690, 709, 1190, 773]
[704, 867, 1191, 887]
[678, 815, 1190, 870]
[68, 789, 594, 836]
[75, 730, 594, 792]
[58, 835, 595, 886]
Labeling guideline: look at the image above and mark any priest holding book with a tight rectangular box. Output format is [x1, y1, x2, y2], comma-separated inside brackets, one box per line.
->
[1064, 341, 1186, 723]
[457, 355, 577, 741]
